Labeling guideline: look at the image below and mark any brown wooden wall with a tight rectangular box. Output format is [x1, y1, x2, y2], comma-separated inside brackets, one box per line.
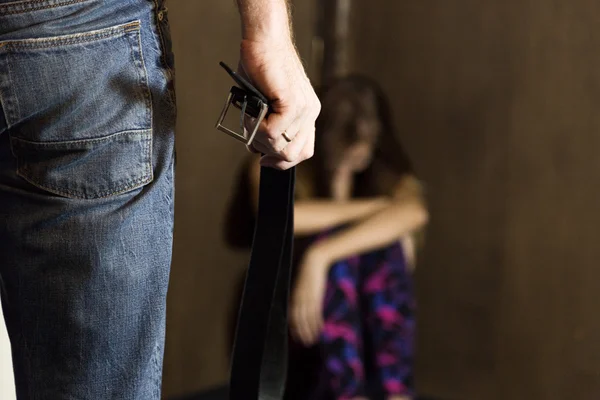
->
[350, 1, 600, 399]
[163, 1, 600, 399]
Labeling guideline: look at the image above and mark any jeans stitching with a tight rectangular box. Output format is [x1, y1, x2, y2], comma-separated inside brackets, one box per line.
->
[4, 54, 20, 125]
[0, 0, 90, 16]
[152, 0, 169, 70]
[11, 128, 150, 146]
[16, 166, 152, 198]
[12, 130, 153, 199]
[152, 342, 162, 396]
[0, 62, 11, 130]
[130, 19, 154, 175]
[151, 0, 177, 107]
[6, 19, 154, 199]
[1, 20, 140, 50]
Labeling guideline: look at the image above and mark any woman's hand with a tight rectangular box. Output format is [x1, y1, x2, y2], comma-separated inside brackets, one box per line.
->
[290, 246, 330, 347]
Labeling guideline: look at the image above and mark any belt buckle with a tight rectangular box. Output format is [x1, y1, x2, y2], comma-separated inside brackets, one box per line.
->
[215, 62, 269, 146]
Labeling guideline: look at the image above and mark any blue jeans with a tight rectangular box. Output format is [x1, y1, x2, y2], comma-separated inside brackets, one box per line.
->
[0, 0, 176, 398]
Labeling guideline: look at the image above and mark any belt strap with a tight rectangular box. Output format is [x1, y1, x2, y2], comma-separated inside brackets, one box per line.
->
[229, 166, 295, 400]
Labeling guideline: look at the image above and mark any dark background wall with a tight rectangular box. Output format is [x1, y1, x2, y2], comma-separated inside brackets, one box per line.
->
[163, 1, 600, 399]
[351, 1, 600, 399]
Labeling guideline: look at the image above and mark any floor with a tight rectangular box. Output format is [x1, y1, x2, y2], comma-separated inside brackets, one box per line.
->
[170, 385, 441, 400]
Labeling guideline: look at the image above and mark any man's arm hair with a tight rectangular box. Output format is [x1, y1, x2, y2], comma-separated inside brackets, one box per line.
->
[236, 0, 292, 42]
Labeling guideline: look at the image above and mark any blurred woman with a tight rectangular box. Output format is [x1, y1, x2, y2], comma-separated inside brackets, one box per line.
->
[225, 75, 428, 400]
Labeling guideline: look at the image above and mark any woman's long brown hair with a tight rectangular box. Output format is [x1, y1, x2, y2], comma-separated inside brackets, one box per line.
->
[313, 75, 414, 198]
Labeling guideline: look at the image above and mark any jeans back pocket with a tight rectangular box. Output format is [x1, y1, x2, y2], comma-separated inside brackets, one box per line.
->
[0, 20, 153, 199]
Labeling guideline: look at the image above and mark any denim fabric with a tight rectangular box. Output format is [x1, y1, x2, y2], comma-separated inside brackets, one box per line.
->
[0, 0, 176, 398]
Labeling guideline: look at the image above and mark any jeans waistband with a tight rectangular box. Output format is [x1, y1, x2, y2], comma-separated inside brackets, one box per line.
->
[0, 0, 161, 38]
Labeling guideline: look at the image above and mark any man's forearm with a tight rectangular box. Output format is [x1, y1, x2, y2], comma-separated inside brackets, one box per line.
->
[236, 0, 292, 42]
[234, 0, 319, 169]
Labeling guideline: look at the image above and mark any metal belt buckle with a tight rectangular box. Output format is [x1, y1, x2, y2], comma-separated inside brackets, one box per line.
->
[215, 62, 269, 146]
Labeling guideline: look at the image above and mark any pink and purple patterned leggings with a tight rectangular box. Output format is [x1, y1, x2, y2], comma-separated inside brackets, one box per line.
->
[319, 242, 415, 400]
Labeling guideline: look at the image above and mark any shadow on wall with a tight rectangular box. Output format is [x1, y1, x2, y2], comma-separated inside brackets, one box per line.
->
[161, 1, 251, 397]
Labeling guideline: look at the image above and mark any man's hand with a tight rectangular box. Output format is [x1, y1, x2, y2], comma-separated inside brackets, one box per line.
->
[236, 0, 320, 170]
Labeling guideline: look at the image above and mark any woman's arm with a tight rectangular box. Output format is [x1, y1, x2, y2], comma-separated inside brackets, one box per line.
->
[307, 174, 429, 268]
[290, 176, 428, 345]
[247, 156, 391, 236]
[294, 199, 390, 236]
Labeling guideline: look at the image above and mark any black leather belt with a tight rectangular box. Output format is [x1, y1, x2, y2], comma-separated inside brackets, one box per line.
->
[216, 62, 295, 400]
